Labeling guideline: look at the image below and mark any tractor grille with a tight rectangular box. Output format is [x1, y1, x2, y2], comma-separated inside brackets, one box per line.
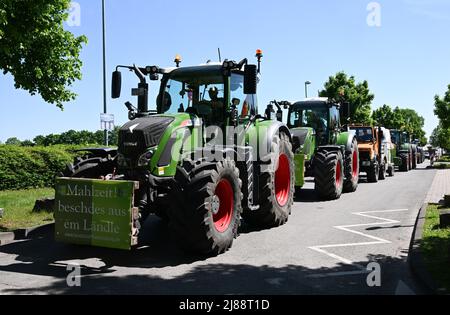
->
[359, 150, 371, 161]
[119, 116, 174, 159]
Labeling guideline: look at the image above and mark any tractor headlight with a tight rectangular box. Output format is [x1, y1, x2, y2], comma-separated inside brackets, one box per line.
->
[138, 150, 154, 167]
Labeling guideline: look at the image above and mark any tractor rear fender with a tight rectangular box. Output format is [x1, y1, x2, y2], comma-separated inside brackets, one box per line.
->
[336, 131, 356, 153]
[263, 121, 292, 157]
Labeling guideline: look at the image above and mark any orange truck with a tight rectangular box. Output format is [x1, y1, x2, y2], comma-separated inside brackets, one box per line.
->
[349, 125, 385, 183]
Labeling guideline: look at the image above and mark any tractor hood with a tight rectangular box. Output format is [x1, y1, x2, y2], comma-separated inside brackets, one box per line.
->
[119, 115, 175, 159]
[358, 143, 375, 151]
[291, 127, 314, 155]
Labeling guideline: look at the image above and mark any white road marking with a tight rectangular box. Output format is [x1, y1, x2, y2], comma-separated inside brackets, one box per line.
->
[307, 209, 409, 278]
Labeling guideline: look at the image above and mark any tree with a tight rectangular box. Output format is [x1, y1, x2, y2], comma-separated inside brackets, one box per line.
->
[430, 124, 450, 150]
[394, 107, 426, 144]
[0, 0, 87, 109]
[21, 140, 35, 147]
[5, 137, 21, 145]
[372, 104, 404, 129]
[373, 105, 427, 146]
[319, 72, 375, 124]
[434, 85, 450, 129]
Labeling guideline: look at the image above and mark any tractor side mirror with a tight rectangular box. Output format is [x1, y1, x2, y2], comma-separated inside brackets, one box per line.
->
[244, 64, 258, 95]
[112, 70, 122, 99]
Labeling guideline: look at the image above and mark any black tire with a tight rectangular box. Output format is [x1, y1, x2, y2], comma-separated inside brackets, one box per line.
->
[61, 154, 116, 178]
[168, 158, 243, 256]
[399, 153, 409, 172]
[314, 149, 344, 200]
[242, 132, 294, 228]
[367, 160, 379, 183]
[343, 137, 359, 193]
[412, 149, 417, 169]
[379, 161, 387, 180]
[387, 164, 395, 177]
[408, 151, 413, 170]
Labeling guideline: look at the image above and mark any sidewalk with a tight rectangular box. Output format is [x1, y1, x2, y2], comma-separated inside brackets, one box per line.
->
[425, 169, 450, 204]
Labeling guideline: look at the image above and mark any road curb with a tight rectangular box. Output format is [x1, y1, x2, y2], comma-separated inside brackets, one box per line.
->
[408, 203, 440, 294]
[0, 222, 54, 246]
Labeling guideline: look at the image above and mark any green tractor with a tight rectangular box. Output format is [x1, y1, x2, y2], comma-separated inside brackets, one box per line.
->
[60, 52, 295, 256]
[390, 129, 416, 172]
[266, 98, 359, 200]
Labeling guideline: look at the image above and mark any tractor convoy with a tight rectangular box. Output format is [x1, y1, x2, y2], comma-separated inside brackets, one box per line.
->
[55, 50, 424, 255]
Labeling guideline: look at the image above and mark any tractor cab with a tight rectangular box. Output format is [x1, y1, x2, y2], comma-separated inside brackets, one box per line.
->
[157, 64, 257, 129]
[287, 98, 341, 148]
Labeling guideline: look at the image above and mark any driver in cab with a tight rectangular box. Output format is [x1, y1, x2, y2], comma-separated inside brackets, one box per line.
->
[208, 87, 224, 123]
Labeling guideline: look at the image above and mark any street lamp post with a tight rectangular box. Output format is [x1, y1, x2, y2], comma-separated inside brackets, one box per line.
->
[102, 0, 108, 146]
[305, 81, 311, 99]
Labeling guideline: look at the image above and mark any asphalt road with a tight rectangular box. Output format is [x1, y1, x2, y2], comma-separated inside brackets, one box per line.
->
[0, 161, 436, 295]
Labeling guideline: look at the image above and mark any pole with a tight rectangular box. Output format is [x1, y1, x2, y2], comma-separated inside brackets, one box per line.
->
[305, 82, 308, 98]
[102, 0, 108, 146]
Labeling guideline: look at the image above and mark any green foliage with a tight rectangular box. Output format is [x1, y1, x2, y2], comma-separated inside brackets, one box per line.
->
[5, 137, 21, 145]
[372, 104, 404, 129]
[430, 124, 450, 151]
[394, 107, 426, 144]
[0, 188, 55, 231]
[434, 85, 450, 129]
[33, 127, 120, 146]
[0, 145, 79, 191]
[2, 127, 120, 147]
[0, 0, 87, 109]
[372, 104, 427, 145]
[422, 204, 450, 293]
[319, 72, 375, 124]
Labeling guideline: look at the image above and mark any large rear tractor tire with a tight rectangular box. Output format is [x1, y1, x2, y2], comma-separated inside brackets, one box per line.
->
[242, 132, 294, 228]
[168, 158, 243, 256]
[314, 149, 344, 200]
[343, 138, 359, 193]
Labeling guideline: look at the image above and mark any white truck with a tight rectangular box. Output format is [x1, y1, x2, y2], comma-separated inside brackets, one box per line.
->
[380, 127, 396, 177]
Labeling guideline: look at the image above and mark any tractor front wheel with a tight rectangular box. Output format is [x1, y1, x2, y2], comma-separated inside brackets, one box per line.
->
[314, 149, 344, 200]
[367, 160, 379, 183]
[169, 158, 243, 256]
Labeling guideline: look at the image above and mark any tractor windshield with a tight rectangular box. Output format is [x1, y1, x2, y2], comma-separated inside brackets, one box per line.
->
[158, 71, 225, 125]
[288, 103, 328, 132]
[351, 127, 374, 142]
[390, 130, 408, 145]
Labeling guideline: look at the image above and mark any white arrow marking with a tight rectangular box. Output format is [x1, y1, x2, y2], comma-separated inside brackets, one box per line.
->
[307, 209, 409, 278]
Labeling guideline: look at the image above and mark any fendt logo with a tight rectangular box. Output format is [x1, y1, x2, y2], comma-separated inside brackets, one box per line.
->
[129, 124, 140, 133]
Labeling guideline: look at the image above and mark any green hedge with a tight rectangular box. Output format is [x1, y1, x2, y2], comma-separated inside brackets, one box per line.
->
[0, 145, 82, 191]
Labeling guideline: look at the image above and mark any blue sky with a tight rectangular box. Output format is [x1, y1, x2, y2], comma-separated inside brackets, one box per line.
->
[1, 0, 449, 142]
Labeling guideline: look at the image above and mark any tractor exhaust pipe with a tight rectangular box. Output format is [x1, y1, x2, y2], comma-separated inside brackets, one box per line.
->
[132, 65, 149, 115]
